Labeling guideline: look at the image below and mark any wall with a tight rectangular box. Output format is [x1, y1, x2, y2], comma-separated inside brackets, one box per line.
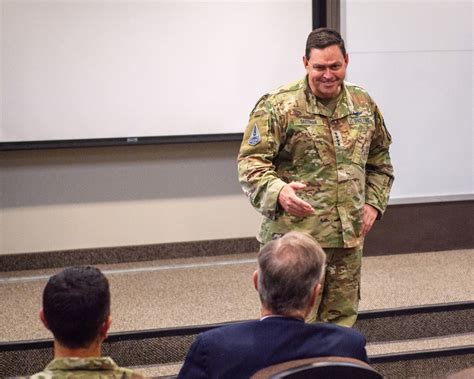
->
[0, 142, 260, 254]
[1, 1, 473, 255]
[343, 0, 473, 200]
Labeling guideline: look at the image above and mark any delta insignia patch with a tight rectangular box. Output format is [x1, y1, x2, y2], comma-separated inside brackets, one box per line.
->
[248, 123, 261, 146]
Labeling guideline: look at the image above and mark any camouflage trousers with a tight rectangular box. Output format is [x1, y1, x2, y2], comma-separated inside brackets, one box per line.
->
[306, 245, 363, 327]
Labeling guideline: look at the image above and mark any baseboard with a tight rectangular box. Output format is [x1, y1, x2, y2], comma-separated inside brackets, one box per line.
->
[363, 200, 473, 256]
[0, 237, 259, 272]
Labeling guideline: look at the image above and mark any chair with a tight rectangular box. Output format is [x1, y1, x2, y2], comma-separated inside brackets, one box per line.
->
[251, 356, 383, 379]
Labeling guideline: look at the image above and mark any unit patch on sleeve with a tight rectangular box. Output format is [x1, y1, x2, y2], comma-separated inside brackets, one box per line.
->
[248, 123, 261, 146]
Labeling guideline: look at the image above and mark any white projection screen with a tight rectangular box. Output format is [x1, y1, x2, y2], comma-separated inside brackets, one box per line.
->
[1, 0, 312, 146]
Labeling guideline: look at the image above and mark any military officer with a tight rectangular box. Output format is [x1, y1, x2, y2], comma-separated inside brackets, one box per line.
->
[238, 28, 394, 327]
[29, 266, 144, 378]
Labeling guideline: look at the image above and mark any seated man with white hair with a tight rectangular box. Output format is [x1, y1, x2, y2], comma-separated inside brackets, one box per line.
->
[178, 231, 368, 379]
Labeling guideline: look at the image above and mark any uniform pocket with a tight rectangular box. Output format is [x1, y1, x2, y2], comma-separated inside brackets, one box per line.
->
[279, 126, 329, 168]
[349, 113, 374, 166]
[304, 127, 333, 166]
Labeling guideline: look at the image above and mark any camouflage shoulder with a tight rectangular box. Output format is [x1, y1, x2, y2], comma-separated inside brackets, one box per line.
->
[249, 93, 271, 115]
[344, 80, 378, 110]
[268, 78, 305, 98]
[249, 78, 304, 115]
[25, 369, 143, 379]
[344, 81, 371, 97]
[119, 368, 146, 379]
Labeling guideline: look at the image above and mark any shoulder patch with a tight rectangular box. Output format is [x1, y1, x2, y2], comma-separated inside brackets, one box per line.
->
[248, 123, 261, 146]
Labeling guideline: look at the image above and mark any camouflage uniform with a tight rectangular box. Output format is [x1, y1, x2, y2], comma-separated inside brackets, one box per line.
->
[238, 76, 394, 326]
[29, 357, 144, 378]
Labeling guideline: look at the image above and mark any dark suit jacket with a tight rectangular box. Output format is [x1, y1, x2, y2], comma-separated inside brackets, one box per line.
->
[178, 316, 368, 379]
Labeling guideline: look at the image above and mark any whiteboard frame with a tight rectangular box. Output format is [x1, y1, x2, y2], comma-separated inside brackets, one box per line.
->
[0, 0, 326, 151]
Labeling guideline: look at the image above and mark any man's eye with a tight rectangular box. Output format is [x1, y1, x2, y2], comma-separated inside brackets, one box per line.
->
[331, 65, 341, 70]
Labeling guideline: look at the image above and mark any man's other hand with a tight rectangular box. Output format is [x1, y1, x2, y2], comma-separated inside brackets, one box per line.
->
[361, 204, 378, 236]
[278, 182, 315, 218]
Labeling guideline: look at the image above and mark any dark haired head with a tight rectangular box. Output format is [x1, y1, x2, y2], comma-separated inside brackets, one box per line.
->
[42, 266, 110, 349]
[305, 27, 346, 59]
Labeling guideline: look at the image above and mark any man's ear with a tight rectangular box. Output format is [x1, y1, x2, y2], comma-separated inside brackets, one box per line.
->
[302, 55, 309, 68]
[344, 53, 349, 66]
[39, 309, 49, 330]
[310, 283, 321, 308]
[99, 315, 112, 340]
[252, 270, 259, 292]
[315, 283, 321, 298]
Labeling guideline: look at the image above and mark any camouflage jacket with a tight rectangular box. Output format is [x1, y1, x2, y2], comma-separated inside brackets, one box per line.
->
[238, 77, 394, 248]
[28, 357, 144, 378]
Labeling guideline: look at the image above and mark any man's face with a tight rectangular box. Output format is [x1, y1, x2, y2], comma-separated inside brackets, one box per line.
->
[303, 45, 348, 99]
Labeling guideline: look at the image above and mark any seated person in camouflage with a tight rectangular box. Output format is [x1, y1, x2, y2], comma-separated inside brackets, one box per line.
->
[30, 266, 143, 379]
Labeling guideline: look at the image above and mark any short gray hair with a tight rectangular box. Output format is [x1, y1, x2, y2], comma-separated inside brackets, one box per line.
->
[257, 232, 326, 315]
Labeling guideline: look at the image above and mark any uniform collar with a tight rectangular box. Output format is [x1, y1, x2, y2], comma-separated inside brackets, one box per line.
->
[45, 356, 119, 371]
[304, 76, 355, 119]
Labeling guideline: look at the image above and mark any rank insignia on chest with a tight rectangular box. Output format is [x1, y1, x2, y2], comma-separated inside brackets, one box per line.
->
[248, 123, 261, 146]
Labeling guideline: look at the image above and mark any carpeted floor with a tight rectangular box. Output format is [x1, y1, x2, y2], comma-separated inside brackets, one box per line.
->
[0, 249, 473, 342]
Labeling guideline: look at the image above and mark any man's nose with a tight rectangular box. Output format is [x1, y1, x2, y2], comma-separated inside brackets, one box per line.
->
[322, 69, 333, 79]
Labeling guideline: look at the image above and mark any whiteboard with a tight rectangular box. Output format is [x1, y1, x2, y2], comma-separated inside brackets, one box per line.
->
[1, 0, 311, 143]
[343, 0, 473, 200]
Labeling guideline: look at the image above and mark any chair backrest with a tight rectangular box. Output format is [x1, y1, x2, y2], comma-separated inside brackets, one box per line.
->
[251, 356, 383, 379]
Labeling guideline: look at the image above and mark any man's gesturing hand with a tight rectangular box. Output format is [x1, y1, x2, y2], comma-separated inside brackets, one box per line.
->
[278, 182, 315, 218]
[360, 204, 378, 236]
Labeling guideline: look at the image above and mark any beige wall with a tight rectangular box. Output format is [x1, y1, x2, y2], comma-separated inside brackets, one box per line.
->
[0, 141, 260, 255]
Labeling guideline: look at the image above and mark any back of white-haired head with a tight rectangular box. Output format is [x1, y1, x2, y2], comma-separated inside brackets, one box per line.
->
[257, 231, 326, 315]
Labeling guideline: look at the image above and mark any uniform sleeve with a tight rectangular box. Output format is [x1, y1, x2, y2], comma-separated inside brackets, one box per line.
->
[237, 96, 287, 220]
[178, 335, 209, 379]
[365, 105, 394, 218]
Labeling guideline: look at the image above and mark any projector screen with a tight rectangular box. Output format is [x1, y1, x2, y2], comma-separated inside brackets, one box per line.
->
[1, 0, 312, 146]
